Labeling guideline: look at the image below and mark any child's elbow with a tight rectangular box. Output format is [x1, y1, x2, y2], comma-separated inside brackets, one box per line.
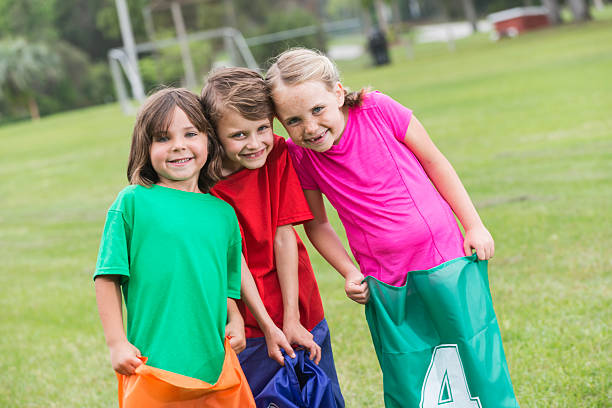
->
[304, 218, 328, 234]
[273, 225, 293, 250]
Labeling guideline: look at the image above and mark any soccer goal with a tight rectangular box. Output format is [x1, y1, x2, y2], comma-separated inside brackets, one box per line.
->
[108, 26, 258, 115]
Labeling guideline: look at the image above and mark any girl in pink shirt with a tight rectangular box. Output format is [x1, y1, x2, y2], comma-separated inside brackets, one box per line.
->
[266, 47, 495, 301]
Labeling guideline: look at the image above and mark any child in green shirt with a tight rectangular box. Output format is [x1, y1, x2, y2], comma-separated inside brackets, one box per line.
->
[94, 88, 244, 386]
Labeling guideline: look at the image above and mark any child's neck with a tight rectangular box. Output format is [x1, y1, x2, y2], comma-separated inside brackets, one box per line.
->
[221, 157, 244, 177]
[334, 105, 350, 146]
[156, 180, 202, 193]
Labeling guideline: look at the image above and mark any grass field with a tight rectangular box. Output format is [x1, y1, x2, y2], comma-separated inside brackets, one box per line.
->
[1, 12, 611, 408]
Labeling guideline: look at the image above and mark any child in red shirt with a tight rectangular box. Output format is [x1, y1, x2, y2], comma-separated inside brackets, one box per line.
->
[201, 67, 344, 407]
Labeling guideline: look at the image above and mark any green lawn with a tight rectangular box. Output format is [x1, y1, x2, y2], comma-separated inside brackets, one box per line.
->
[1, 14, 611, 408]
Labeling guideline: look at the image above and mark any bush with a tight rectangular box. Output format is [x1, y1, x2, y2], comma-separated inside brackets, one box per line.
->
[139, 39, 213, 92]
[84, 62, 115, 105]
[36, 42, 115, 115]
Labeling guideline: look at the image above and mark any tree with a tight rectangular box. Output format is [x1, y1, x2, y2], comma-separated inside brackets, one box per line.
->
[567, 0, 592, 22]
[54, 0, 121, 61]
[0, 38, 60, 120]
[461, 0, 478, 32]
[541, 0, 562, 25]
[373, 0, 390, 33]
[0, 0, 58, 40]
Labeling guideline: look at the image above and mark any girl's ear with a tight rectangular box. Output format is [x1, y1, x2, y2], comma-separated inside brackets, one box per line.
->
[334, 82, 345, 107]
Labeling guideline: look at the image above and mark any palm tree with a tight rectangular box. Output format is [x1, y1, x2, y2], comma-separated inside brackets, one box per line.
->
[0, 38, 60, 121]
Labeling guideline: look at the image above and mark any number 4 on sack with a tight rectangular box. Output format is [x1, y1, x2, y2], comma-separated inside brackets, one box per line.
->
[420, 345, 481, 408]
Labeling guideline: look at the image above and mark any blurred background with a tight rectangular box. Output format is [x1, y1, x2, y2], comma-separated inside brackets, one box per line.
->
[0, 0, 602, 122]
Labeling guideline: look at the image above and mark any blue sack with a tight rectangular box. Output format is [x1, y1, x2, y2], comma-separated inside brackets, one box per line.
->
[255, 349, 338, 408]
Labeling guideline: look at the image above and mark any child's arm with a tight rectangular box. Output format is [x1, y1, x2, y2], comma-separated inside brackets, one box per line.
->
[226, 298, 246, 354]
[403, 116, 495, 260]
[274, 225, 321, 364]
[303, 190, 370, 304]
[239, 254, 296, 365]
[94, 275, 142, 375]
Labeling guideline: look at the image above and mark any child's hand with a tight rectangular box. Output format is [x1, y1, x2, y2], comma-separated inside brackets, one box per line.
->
[225, 314, 246, 354]
[263, 324, 295, 366]
[345, 270, 369, 304]
[109, 340, 142, 375]
[283, 320, 321, 365]
[463, 225, 495, 260]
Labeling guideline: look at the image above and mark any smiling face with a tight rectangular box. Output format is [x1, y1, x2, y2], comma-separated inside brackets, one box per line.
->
[149, 106, 208, 192]
[273, 80, 347, 153]
[215, 108, 274, 174]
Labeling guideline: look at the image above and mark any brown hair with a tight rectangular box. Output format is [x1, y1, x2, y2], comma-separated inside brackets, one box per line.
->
[265, 47, 367, 108]
[127, 87, 223, 193]
[200, 67, 274, 131]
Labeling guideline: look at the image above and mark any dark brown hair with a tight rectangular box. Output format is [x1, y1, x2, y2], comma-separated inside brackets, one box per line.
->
[200, 67, 274, 131]
[127, 87, 223, 193]
[265, 47, 367, 108]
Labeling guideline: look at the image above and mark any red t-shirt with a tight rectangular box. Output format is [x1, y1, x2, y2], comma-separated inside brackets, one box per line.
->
[211, 135, 325, 338]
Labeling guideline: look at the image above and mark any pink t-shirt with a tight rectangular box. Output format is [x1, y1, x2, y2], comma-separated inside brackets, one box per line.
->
[287, 92, 464, 286]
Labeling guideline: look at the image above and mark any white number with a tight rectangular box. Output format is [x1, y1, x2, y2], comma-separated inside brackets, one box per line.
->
[420, 345, 481, 408]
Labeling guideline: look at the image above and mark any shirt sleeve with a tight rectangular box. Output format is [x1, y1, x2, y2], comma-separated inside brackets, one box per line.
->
[94, 208, 131, 283]
[286, 139, 320, 191]
[226, 212, 242, 300]
[274, 138, 314, 226]
[370, 92, 413, 143]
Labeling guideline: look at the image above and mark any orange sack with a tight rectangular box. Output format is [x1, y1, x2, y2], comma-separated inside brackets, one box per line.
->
[116, 338, 255, 408]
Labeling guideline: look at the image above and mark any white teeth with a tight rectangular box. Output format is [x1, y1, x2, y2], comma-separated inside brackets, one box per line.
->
[171, 158, 191, 163]
[306, 130, 326, 142]
[242, 150, 262, 158]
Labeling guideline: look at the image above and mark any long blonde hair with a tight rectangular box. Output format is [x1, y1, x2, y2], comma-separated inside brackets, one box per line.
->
[265, 48, 366, 108]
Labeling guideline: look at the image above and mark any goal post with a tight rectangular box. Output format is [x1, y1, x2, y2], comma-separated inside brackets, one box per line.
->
[108, 26, 258, 115]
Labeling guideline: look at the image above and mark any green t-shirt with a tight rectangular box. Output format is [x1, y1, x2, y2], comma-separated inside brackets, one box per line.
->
[94, 184, 241, 383]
